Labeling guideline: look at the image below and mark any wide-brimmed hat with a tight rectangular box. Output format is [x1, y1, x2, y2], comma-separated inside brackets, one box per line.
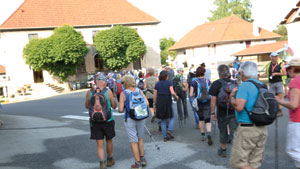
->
[284, 57, 300, 69]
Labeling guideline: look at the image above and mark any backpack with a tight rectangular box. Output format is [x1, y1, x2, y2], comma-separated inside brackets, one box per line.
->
[244, 80, 278, 126]
[115, 80, 123, 95]
[107, 78, 114, 90]
[195, 78, 210, 103]
[89, 87, 111, 123]
[173, 75, 184, 97]
[137, 78, 144, 90]
[217, 79, 238, 110]
[124, 88, 149, 121]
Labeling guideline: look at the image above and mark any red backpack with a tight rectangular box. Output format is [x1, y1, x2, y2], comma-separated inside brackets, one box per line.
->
[116, 81, 123, 95]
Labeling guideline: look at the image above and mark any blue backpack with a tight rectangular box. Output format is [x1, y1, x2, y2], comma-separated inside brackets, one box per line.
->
[195, 78, 211, 103]
[107, 78, 114, 90]
[124, 88, 149, 121]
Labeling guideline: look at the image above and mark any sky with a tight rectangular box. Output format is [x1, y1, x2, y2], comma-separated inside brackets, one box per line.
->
[0, 0, 298, 40]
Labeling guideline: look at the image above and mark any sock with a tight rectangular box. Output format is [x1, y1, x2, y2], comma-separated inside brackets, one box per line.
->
[201, 132, 205, 136]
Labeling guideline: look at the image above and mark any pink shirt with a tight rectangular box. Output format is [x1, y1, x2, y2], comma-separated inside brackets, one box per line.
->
[288, 75, 300, 122]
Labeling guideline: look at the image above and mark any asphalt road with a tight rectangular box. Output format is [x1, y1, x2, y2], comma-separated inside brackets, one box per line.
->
[0, 90, 296, 169]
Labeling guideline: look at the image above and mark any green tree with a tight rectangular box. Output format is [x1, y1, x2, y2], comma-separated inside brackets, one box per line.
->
[93, 26, 146, 71]
[273, 25, 288, 41]
[208, 0, 253, 22]
[23, 25, 89, 81]
[159, 37, 177, 65]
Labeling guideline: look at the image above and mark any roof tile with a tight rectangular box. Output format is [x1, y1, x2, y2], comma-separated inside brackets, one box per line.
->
[0, 0, 159, 30]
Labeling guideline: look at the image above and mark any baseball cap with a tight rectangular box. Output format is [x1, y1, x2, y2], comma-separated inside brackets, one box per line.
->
[96, 75, 107, 82]
[270, 52, 279, 57]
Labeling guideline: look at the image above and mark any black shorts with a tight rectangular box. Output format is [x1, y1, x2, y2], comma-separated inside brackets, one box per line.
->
[148, 99, 154, 108]
[90, 120, 115, 140]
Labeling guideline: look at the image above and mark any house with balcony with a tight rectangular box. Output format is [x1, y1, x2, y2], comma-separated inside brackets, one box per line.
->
[169, 15, 281, 80]
[0, 0, 161, 97]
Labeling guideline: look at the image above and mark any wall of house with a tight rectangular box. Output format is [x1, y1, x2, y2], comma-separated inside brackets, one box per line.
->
[287, 21, 300, 57]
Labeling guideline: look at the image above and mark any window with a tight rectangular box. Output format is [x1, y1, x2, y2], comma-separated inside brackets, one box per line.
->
[92, 30, 99, 39]
[246, 41, 251, 48]
[28, 33, 38, 40]
[0, 87, 3, 96]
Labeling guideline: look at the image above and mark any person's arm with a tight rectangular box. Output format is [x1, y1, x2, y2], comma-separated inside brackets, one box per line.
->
[210, 96, 217, 121]
[272, 65, 287, 77]
[170, 86, 178, 100]
[85, 90, 91, 109]
[277, 88, 300, 110]
[189, 86, 194, 97]
[144, 80, 147, 90]
[108, 89, 116, 109]
[230, 87, 246, 112]
[118, 92, 125, 113]
[259, 69, 267, 78]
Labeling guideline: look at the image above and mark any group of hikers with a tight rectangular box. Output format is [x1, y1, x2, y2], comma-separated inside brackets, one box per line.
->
[85, 52, 300, 169]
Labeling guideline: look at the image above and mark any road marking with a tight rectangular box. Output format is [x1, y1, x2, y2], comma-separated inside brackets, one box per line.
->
[61, 115, 89, 121]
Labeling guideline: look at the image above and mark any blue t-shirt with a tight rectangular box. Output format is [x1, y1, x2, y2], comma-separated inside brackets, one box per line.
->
[155, 80, 172, 96]
[235, 78, 263, 123]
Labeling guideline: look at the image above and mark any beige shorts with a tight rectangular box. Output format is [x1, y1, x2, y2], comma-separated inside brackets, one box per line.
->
[230, 125, 268, 169]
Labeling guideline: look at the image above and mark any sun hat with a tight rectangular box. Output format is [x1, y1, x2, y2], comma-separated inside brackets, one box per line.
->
[284, 57, 300, 69]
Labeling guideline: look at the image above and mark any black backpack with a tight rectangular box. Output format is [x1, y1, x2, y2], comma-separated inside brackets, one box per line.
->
[217, 79, 238, 110]
[244, 80, 278, 126]
[137, 78, 144, 90]
[89, 87, 111, 123]
[173, 75, 184, 98]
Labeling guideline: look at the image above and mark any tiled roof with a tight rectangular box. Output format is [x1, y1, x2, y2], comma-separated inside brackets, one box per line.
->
[280, 1, 300, 24]
[0, 65, 6, 74]
[0, 0, 159, 30]
[169, 15, 281, 51]
[232, 41, 288, 56]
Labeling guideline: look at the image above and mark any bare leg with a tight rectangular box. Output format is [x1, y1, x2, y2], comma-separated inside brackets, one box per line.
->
[206, 122, 211, 132]
[96, 140, 105, 160]
[106, 138, 113, 158]
[199, 121, 205, 133]
[130, 142, 140, 162]
[138, 138, 144, 157]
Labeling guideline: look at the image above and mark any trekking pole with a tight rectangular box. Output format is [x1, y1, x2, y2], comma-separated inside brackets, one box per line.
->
[144, 125, 160, 151]
[275, 118, 279, 169]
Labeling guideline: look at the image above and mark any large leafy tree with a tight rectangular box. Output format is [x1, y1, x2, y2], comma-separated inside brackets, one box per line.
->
[23, 25, 88, 81]
[93, 26, 146, 71]
[273, 25, 288, 41]
[160, 37, 177, 65]
[208, 0, 253, 22]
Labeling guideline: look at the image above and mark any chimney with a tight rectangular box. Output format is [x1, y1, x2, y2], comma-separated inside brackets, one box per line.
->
[252, 21, 260, 37]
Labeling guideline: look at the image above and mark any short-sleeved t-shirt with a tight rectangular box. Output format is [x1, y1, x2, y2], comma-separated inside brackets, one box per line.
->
[235, 79, 263, 123]
[209, 78, 235, 115]
[288, 76, 300, 122]
[155, 80, 172, 96]
[191, 77, 211, 107]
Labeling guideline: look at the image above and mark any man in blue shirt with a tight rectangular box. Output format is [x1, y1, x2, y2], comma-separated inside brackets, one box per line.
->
[229, 61, 268, 169]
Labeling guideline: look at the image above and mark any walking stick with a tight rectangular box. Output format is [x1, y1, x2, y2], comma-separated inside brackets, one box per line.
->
[275, 118, 279, 169]
[144, 125, 160, 151]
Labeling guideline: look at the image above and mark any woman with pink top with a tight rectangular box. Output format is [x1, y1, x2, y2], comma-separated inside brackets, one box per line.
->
[276, 57, 300, 169]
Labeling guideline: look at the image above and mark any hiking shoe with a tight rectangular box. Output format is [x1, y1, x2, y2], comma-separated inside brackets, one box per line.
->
[167, 131, 175, 139]
[201, 135, 206, 141]
[131, 161, 142, 169]
[207, 135, 213, 146]
[107, 157, 115, 167]
[140, 157, 147, 167]
[164, 137, 170, 142]
[218, 148, 227, 157]
[100, 160, 107, 169]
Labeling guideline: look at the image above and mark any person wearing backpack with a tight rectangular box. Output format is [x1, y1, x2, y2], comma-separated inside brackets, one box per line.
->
[107, 73, 116, 96]
[144, 68, 157, 122]
[154, 70, 178, 142]
[115, 74, 123, 102]
[136, 71, 145, 91]
[85, 75, 117, 169]
[209, 64, 238, 157]
[189, 66, 213, 145]
[229, 61, 268, 169]
[187, 69, 199, 127]
[173, 68, 189, 122]
[276, 57, 300, 169]
[118, 75, 149, 169]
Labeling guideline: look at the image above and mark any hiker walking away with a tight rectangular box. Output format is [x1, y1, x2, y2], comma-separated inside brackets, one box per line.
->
[189, 66, 213, 145]
[154, 70, 178, 142]
[118, 75, 149, 169]
[209, 64, 238, 157]
[201, 62, 211, 81]
[187, 69, 199, 128]
[165, 65, 175, 81]
[85, 75, 117, 169]
[230, 61, 268, 169]
[259, 52, 287, 116]
[173, 67, 189, 121]
[136, 71, 145, 91]
[115, 74, 123, 102]
[144, 68, 157, 122]
[276, 57, 300, 169]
